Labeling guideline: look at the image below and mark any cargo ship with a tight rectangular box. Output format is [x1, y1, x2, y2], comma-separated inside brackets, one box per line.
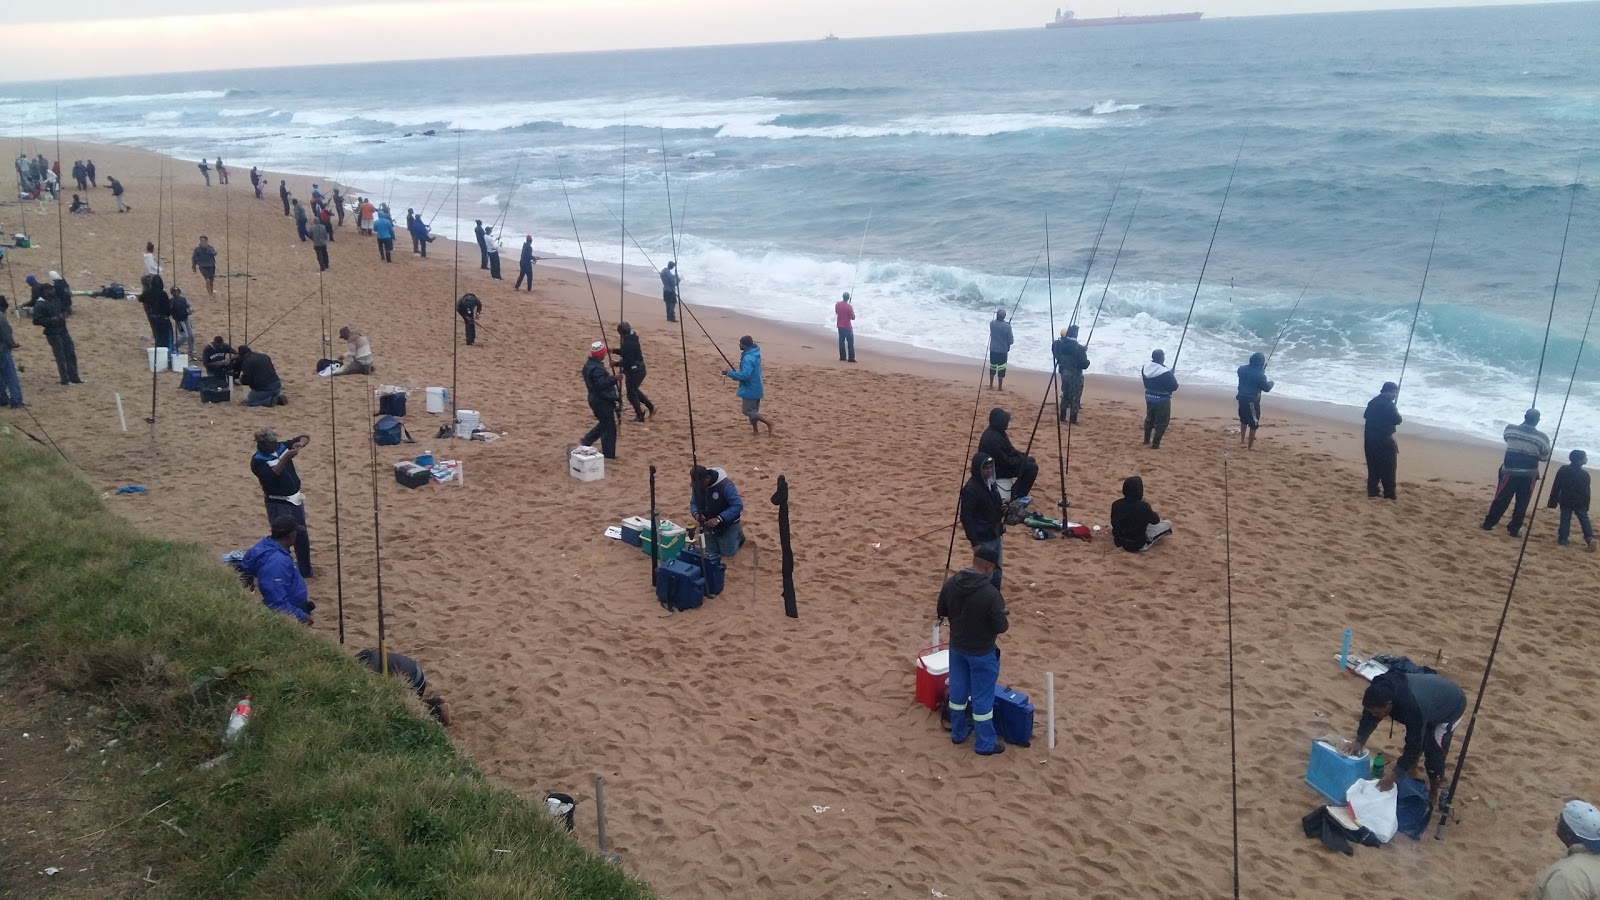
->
[1046, 8, 1203, 27]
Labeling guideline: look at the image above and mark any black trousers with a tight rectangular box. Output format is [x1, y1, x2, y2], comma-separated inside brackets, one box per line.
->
[1143, 399, 1172, 447]
[377, 238, 393, 262]
[46, 330, 80, 383]
[1059, 371, 1084, 422]
[489, 252, 501, 280]
[664, 293, 678, 322]
[624, 366, 654, 417]
[314, 246, 329, 271]
[461, 313, 477, 346]
[281, 195, 290, 216]
[516, 263, 533, 290]
[1365, 435, 1398, 499]
[1483, 470, 1537, 533]
[581, 398, 618, 458]
[838, 328, 855, 361]
[263, 498, 313, 577]
[479, 243, 489, 269]
[1002, 458, 1039, 501]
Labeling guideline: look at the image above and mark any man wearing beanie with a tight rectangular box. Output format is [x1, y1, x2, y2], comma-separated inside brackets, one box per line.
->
[1547, 449, 1596, 551]
[935, 544, 1009, 756]
[1363, 381, 1402, 499]
[1531, 800, 1600, 899]
[1052, 324, 1089, 424]
[1482, 408, 1552, 536]
[579, 341, 620, 459]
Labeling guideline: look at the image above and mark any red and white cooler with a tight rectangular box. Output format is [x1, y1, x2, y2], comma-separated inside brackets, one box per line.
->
[915, 644, 950, 710]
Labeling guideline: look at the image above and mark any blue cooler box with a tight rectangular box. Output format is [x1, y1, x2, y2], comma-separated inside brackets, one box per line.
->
[1305, 739, 1370, 803]
[677, 547, 725, 597]
[993, 685, 1035, 747]
[655, 559, 704, 610]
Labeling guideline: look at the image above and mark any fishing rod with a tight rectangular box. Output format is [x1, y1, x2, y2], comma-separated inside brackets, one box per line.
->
[494, 155, 524, 235]
[1172, 140, 1245, 371]
[53, 91, 65, 281]
[618, 124, 627, 324]
[1084, 189, 1142, 351]
[662, 129, 702, 487]
[425, 183, 457, 227]
[1435, 274, 1600, 842]
[848, 207, 873, 302]
[242, 189, 253, 343]
[943, 244, 1047, 578]
[870, 520, 956, 554]
[1265, 267, 1320, 366]
[1222, 455, 1241, 899]
[365, 373, 390, 678]
[247, 285, 325, 345]
[597, 200, 735, 368]
[315, 255, 348, 645]
[1067, 171, 1124, 329]
[1396, 195, 1445, 394]
[148, 157, 166, 439]
[1530, 159, 1581, 409]
[1023, 215, 1061, 457]
[557, 159, 620, 392]
[224, 163, 233, 343]
[452, 129, 462, 424]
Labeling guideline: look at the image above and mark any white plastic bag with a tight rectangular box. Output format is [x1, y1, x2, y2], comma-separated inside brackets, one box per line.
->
[1345, 778, 1398, 843]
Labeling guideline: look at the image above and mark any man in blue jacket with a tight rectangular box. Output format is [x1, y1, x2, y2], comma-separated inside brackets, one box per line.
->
[690, 465, 744, 562]
[1235, 351, 1275, 451]
[240, 516, 314, 623]
[724, 335, 774, 435]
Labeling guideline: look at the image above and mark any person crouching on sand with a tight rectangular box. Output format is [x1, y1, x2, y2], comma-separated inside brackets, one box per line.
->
[690, 465, 744, 573]
[936, 544, 1009, 756]
[334, 326, 374, 376]
[240, 516, 314, 624]
[236, 345, 286, 406]
[1110, 476, 1173, 552]
[724, 335, 774, 435]
[1235, 351, 1275, 450]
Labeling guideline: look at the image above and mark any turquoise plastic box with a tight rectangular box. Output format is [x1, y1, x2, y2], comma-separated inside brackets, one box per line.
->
[1305, 739, 1370, 803]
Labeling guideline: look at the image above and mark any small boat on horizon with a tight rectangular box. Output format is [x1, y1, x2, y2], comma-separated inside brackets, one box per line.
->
[1046, 8, 1203, 28]
[823, 33, 840, 41]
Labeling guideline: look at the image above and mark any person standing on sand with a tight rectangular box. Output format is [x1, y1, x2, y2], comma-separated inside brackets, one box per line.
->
[959, 453, 1006, 589]
[409, 211, 432, 258]
[1053, 325, 1089, 424]
[725, 335, 774, 435]
[516, 235, 536, 291]
[0, 296, 24, 407]
[292, 199, 310, 242]
[1547, 450, 1597, 551]
[474, 219, 489, 270]
[191, 235, 218, 298]
[1481, 408, 1551, 537]
[330, 188, 345, 227]
[661, 260, 680, 322]
[836, 291, 856, 362]
[217, 158, 228, 185]
[317, 201, 335, 242]
[250, 427, 313, 578]
[1530, 800, 1600, 900]
[197, 158, 211, 186]
[373, 209, 395, 263]
[310, 219, 331, 272]
[1343, 670, 1465, 807]
[611, 322, 655, 421]
[936, 544, 1009, 757]
[170, 287, 196, 359]
[358, 197, 375, 236]
[240, 516, 314, 624]
[988, 309, 1013, 391]
[31, 285, 82, 386]
[250, 166, 261, 197]
[85, 159, 96, 188]
[142, 242, 162, 278]
[109, 176, 129, 212]
[485, 227, 503, 280]
[71, 160, 87, 191]
[1363, 381, 1402, 499]
[1110, 475, 1174, 552]
[1235, 351, 1275, 451]
[139, 274, 174, 353]
[279, 180, 291, 216]
[236, 345, 286, 406]
[579, 340, 621, 460]
[1140, 349, 1179, 450]
[457, 293, 482, 346]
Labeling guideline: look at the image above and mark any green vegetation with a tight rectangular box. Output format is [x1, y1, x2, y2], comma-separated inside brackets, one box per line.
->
[0, 429, 651, 899]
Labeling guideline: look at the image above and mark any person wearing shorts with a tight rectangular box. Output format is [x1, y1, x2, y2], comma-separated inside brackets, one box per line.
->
[725, 335, 774, 435]
[1235, 352, 1274, 451]
[988, 309, 1013, 391]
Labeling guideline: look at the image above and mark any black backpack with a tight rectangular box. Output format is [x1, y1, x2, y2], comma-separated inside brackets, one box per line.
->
[457, 293, 479, 316]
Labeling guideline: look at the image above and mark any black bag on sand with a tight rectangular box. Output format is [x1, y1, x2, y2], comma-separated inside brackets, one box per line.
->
[373, 416, 413, 446]
[316, 357, 336, 372]
[378, 392, 406, 417]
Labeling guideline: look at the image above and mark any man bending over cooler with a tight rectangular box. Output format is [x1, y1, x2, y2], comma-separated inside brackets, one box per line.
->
[1344, 670, 1466, 806]
[690, 465, 744, 562]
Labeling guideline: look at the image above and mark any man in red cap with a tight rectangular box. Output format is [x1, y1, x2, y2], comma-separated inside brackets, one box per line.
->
[579, 341, 620, 458]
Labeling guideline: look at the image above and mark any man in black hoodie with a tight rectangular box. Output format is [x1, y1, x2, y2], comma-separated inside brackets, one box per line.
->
[936, 544, 1009, 756]
[1547, 449, 1595, 551]
[610, 322, 655, 421]
[1363, 381, 1402, 499]
[578, 341, 621, 459]
[1053, 325, 1090, 424]
[474, 219, 489, 270]
[31, 286, 82, 386]
[978, 408, 1038, 505]
[1110, 476, 1172, 552]
[959, 453, 1006, 588]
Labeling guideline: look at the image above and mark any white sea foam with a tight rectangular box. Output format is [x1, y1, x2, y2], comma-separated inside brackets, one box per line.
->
[1090, 100, 1143, 115]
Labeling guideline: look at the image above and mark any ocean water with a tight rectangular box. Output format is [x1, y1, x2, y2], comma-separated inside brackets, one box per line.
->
[5, 2, 1600, 448]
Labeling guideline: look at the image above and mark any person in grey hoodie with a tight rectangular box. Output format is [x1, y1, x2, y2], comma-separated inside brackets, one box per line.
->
[935, 544, 1009, 756]
[988, 309, 1014, 391]
[1345, 671, 1466, 806]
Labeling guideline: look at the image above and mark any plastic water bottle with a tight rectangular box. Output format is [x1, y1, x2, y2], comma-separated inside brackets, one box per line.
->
[1371, 752, 1385, 779]
[223, 696, 252, 744]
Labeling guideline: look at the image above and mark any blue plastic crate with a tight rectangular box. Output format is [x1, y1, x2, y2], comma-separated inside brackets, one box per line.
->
[1305, 739, 1370, 804]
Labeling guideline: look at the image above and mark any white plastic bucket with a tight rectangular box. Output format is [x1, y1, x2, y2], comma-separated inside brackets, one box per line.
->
[146, 347, 170, 372]
[425, 386, 448, 414]
[456, 409, 481, 430]
[170, 352, 189, 372]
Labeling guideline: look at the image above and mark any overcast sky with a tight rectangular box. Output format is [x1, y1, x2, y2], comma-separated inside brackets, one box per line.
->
[4, 0, 1589, 81]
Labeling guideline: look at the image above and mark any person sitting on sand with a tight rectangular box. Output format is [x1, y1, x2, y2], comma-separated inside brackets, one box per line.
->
[988, 309, 1013, 391]
[334, 326, 374, 376]
[240, 516, 314, 624]
[1343, 669, 1466, 807]
[202, 335, 235, 378]
[68, 194, 92, 214]
[959, 453, 1006, 589]
[936, 544, 1009, 757]
[690, 464, 744, 568]
[1235, 351, 1275, 451]
[1110, 476, 1172, 552]
[355, 649, 453, 725]
[724, 335, 774, 435]
[1530, 799, 1600, 900]
[978, 407, 1038, 506]
[236, 345, 286, 406]
[1140, 349, 1179, 449]
[1547, 450, 1596, 551]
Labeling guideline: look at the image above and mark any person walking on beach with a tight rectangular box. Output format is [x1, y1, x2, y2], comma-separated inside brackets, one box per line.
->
[1235, 351, 1275, 450]
[279, 180, 291, 216]
[170, 287, 196, 359]
[836, 291, 856, 362]
[457, 293, 482, 346]
[661, 261, 681, 322]
[1140, 349, 1179, 449]
[216, 158, 228, 185]
[310, 219, 331, 272]
[191, 235, 218, 298]
[197, 158, 211, 186]
[1111, 476, 1174, 552]
[1053, 325, 1089, 424]
[516, 235, 535, 291]
[373, 209, 395, 262]
[250, 166, 261, 198]
[1481, 408, 1552, 537]
[240, 516, 314, 623]
[85, 159, 96, 188]
[960, 452, 1006, 589]
[31, 285, 81, 386]
[485, 227, 503, 280]
[1363, 382, 1402, 499]
[109, 176, 129, 212]
[978, 408, 1038, 505]
[474, 220, 489, 270]
[0, 296, 24, 407]
[1530, 800, 1600, 900]
[936, 544, 1008, 757]
[579, 341, 621, 459]
[334, 326, 374, 376]
[292, 199, 310, 242]
[1546, 450, 1596, 551]
[725, 335, 774, 435]
[611, 322, 655, 421]
[1343, 669, 1466, 807]
[251, 427, 313, 578]
[988, 309, 1014, 391]
[236, 345, 285, 406]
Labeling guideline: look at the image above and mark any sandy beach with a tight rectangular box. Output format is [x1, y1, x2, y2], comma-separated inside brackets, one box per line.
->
[3, 140, 1595, 899]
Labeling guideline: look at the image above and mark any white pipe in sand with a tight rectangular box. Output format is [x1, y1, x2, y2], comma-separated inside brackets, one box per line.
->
[1046, 671, 1056, 750]
[931, 622, 940, 649]
[114, 393, 127, 433]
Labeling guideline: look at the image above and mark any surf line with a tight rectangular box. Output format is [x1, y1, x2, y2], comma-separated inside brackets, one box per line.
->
[1435, 275, 1600, 841]
[1171, 139, 1245, 371]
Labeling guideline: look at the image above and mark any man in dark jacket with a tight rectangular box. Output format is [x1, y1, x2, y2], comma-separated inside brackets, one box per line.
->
[1345, 671, 1466, 806]
[689, 464, 744, 562]
[579, 341, 620, 459]
[1482, 408, 1552, 537]
[292, 199, 310, 242]
[474, 219, 489, 269]
[1235, 351, 1275, 451]
[0, 296, 23, 406]
[660, 261, 680, 322]
[516, 235, 535, 291]
[457, 293, 482, 346]
[1363, 381, 1402, 499]
[959, 452, 1006, 588]
[1141, 349, 1179, 449]
[1110, 475, 1172, 552]
[610, 322, 655, 421]
[936, 544, 1009, 756]
[139, 275, 174, 353]
[32, 285, 82, 385]
[1547, 449, 1595, 550]
[279, 180, 291, 216]
[236, 345, 285, 406]
[978, 408, 1038, 504]
[988, 309, 1014, 391]
[1053, 325, 1089, 423]
[191, 236, 218, 298]
[202, 335, 235, 377]
[250, 427, 312, 577]
[355, 648, 452, 724]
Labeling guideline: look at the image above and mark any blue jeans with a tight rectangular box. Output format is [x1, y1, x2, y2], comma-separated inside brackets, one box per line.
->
[838, 328, 854, 361]
[947, 649, 1000, 753]
[976, 537, 1003, 589]
[246, 379, 283, 406]
[0, 350, 21, 406]
[1558, 508, 1594, 545]
[706, 521, 743, 559]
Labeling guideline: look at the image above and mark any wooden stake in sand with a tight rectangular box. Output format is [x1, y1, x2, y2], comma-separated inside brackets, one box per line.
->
[114, 393, 126, 433]
[1046, 672, 1056, 750]
[594, 775, 620, 863]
